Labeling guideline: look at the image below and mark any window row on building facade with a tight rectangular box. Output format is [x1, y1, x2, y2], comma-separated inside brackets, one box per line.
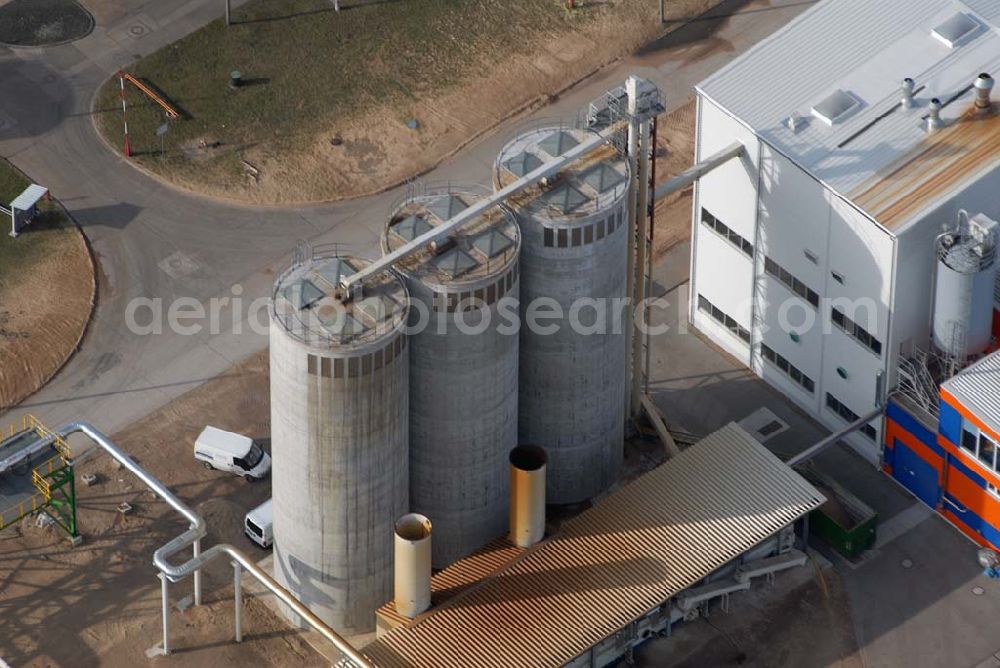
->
[760, 343, 815, 394]
[700, 207, 754, 258]
[825, 392, 877, 441]
[697, 294, 751, 344]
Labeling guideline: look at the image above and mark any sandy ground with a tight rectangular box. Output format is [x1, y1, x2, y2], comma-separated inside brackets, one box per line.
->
[0, 351, 329, 667]
[0, 211, 94, 411]
[95, 0, 720, 204]
[652, 100, 697, 261]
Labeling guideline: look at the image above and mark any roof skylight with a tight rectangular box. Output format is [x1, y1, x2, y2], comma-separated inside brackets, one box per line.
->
[811, 89, 861, 126]
[932, 13, 979, 48]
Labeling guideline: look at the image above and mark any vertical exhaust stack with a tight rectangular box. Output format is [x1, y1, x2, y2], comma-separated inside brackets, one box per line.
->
[927, 98, 944, 132]
[901, 77, 915, 109]
[394, 514, 432, 619]
[975, 73, 994, 113]
[509, 445, 547, 548]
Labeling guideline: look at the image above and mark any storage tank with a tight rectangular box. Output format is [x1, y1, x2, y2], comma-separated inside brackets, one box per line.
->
[382, 187, 520, 568]
[933, 212, 998, 359]
[494, 125, 630, 504]
[269, 250, 409, 634]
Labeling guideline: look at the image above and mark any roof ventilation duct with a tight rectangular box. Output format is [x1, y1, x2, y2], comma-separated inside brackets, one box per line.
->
[901, 78, 916, 109]
[974, 73, 994, 112]
[927, 97, 944, 132]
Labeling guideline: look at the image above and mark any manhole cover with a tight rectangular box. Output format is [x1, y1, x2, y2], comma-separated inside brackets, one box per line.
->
[900, 558, 913, 569]
[973, 586, 986, 596]
[128, 24, 146, 37]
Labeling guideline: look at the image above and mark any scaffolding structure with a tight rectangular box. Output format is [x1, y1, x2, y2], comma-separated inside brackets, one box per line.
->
[0, 415, 77, 538]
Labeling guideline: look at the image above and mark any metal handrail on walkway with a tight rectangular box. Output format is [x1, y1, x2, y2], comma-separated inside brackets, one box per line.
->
[30, 422, 372, 667]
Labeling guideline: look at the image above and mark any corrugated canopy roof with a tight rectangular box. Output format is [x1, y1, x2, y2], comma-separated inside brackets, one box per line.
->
[942, 350, 1000, 438]
[9, 184, 47, 211]
[697, 0, 1000, 232]
[363, 423, 824, 668]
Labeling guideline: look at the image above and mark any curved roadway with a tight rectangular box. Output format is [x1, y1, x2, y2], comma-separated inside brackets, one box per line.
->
[0, 0, 814, 445]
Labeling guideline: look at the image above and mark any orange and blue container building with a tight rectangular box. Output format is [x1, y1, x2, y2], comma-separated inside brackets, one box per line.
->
[884, 350, 1000, 548]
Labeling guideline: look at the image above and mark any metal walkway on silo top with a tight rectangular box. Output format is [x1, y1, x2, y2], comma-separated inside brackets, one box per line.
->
[0, 415, 77, 538]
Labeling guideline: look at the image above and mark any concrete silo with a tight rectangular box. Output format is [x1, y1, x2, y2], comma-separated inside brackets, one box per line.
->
[382, 187, 520, 568]
[933, 212, 998, 360]
[495, 125, 630, 504]
[269, 250, 409, 635]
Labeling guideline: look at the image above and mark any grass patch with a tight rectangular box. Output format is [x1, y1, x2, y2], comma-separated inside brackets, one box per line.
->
[93, 0, 612, 195]
[0, 160, 77, 291]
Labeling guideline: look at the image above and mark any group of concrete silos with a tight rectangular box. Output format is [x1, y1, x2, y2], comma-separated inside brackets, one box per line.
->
[268, 126, 631, 634]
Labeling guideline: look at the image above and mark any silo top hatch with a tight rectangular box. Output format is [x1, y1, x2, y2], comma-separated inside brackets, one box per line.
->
[383, 190, 520, 292]
[495, 126, 629, 227]
[272, 253, 408, 353]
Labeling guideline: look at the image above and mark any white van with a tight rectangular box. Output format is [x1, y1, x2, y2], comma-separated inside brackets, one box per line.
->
[244, 499, 273, 548]
[193, 426, 271, 481]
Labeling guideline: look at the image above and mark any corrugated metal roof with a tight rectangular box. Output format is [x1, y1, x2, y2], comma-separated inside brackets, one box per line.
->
[9, 184, 47, 211]
[698, 0, 1000, 232]
[363, 424, 824, 668]
[942, 350, 1000, 438]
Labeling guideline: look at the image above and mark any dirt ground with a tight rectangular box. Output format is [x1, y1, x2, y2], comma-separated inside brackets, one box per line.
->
[0, 210, 94, 412]
[93, 0, 720, 204]
[637, 565, 864, 668]
[0, 351, 332, 667]
[652, 99, 698, 261]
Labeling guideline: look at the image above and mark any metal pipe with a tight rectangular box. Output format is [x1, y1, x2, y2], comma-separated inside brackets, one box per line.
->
[193, 538, 202, 606]
[927, 98, 944, 132]
[901, 77, 915, 109]
[623, 76, 641, 423]
[340, 121, 624, 289]
[33, 422, 373, 668]
[975, 73, 994, 112]
[785, 407, 883, 467]
[630, 118, 652, 419]
[234, 560, 243, 643]
[160, 573, 170, 655]
[653, 142, 745, 201]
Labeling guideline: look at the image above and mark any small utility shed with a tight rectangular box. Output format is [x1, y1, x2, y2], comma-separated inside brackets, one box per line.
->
[364, 423, 825, 668]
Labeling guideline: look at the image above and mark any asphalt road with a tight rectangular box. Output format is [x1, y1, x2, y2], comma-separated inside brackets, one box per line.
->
[0, 0, 816, 444]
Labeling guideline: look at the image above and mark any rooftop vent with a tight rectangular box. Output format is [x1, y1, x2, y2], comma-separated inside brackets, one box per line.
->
[537, 130, 579, 158]
[433, 248, 478, 278]
[391, 214, 433, 242]
[503, 151, 543, 178]
[810, 90, 861, 126]
[932, 13, 979, 48]
[785, 113, 807, 134]
[426, 195, 468, 222]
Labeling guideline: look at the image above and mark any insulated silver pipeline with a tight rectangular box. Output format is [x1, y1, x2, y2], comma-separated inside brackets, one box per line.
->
[39, 422, 373, 668]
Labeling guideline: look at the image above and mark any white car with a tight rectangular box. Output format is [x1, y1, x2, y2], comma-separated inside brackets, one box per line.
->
[244, 499, 273, 548]
[193, 426, 271, 482]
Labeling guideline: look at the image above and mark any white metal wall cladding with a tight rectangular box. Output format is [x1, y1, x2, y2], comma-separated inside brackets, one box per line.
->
[362, 423, 824, 668]
[942, 350, 1000, 437]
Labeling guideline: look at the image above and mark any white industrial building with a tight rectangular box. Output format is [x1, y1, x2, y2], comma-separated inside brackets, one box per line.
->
[690, 0, 1000, 462]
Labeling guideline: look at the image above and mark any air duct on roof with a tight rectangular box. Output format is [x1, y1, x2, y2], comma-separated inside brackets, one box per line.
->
[975, 73, 994, 112]
[901, 78, 915, 109]
[927, 97, 944, 132]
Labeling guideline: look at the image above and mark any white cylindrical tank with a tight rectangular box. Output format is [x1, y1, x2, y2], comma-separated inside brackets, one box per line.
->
[495, 125, 630, 504]
[933, 213, 998, 358]
[270, 251, 409, 635]
[382, 187, 520, 568]
[393, 513, 432, 619]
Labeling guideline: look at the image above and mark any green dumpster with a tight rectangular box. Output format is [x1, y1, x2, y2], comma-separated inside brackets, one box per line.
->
[805, 468, 877, 559]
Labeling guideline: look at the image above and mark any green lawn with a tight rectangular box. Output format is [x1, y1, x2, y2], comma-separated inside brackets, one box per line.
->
[0, 159, 75, 290]
[93, 0, 601, 195]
